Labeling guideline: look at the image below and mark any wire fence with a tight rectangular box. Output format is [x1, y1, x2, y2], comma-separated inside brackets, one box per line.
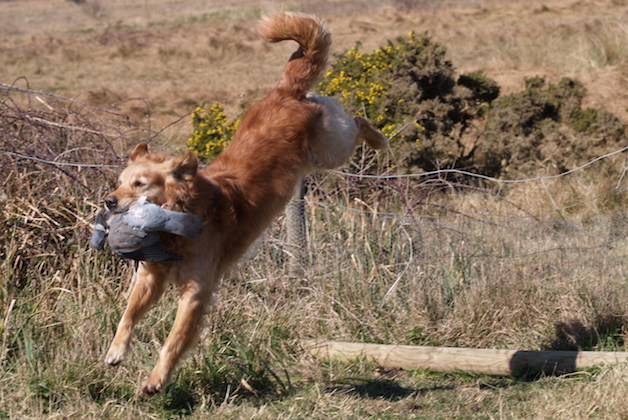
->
[330, 145, 628, 185]
[0, 81, 626, 359]
[3, 81, 626, 185]
[1, 82, 626, 275]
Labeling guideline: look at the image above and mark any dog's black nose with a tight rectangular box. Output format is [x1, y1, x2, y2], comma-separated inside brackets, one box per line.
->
[104, 196, 118, 210]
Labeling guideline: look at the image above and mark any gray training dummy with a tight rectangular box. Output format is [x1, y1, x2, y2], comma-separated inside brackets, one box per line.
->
[91, 196, 203, 262]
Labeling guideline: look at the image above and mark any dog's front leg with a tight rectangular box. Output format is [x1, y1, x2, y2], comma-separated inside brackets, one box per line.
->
[142, 283, 208, 394]
[105, 263, 167, 366]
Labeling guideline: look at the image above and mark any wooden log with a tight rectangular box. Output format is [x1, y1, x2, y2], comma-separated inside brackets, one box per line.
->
[302, 340, 628, 376]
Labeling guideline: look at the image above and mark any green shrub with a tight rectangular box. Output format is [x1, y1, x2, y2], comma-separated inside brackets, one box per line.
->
[318, 32, 499, 172]
[569, 108, 598, 132]
[186, 37, 625, 180]
[476, 77, 627, 176]
[457, 71, 500, 106]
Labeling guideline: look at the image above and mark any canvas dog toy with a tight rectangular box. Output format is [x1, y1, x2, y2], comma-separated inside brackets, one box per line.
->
[91, 196, 203, 262]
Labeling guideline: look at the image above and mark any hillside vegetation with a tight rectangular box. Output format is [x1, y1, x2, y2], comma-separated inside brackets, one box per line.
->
[1, 0, 626, 418]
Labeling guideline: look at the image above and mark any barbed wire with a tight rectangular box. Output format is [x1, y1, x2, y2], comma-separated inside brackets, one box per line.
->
[304, 198, 624, 235]
[3, 144, 626, 182]
[0, 82, 128, 118]
[331, 145, 628, 185]
[2, 81, 626, 185]
[0, 150, 122, 168]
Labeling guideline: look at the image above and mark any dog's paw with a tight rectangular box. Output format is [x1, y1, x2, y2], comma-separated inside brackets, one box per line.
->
[142, 381, 164, 395]
[142, 370, 170, 395]
[104, 343, 129, 366]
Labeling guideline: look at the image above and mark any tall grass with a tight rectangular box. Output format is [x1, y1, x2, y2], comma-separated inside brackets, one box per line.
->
[1, 18, 627, 419]
[2, 84, 627, 417]
[3, 144, 625, 417]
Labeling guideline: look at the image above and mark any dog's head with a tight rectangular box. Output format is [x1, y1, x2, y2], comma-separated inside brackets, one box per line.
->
[105, 143, 198, 212]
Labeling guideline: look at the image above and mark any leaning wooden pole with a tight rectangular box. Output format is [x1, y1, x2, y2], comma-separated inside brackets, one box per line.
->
[285, 181, 307, 276]
[302, 340, 628, 376]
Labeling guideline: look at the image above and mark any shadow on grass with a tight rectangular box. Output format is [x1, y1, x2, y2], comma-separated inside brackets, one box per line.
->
[325, 378, 455, 401]
[501, 315, 627, 381]
[548, 316, 625, 351]
[153, 363, 294, 417]
[158, 384, 198, 418]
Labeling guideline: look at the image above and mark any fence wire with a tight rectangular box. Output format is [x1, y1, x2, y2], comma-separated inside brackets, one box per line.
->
[1, 82, 626, 288]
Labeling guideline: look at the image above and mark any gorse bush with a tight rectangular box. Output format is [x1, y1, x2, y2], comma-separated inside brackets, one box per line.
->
[317, 32, 626, 178]
[318, 31, 500, 173]
[476, 76, 627, 177]
[186, 32, 501, 170]
[187, 104, 240, 162]
[187, 33, 625, 179]
[317, 40, 397, 136]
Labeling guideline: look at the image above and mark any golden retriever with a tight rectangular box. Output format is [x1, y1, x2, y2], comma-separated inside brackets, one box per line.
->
[102, 12, 387, 394]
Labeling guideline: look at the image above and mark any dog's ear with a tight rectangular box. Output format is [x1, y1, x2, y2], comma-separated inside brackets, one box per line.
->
[171, 151, 198, 181]
[129, 142, 149, 161]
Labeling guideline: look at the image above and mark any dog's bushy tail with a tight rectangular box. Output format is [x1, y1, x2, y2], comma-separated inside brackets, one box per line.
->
[257, 12, 331, 98]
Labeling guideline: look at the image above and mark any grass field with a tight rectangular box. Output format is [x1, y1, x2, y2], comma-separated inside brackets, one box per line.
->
[1, 0, 627, 418]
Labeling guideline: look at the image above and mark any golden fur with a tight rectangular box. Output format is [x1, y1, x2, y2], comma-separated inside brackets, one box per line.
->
[103, 12, 387, 394]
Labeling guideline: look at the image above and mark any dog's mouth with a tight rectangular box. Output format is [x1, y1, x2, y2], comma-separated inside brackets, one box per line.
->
[105, 196, 176, 214]
[104, 201, 119, 213]
[104, 197, 140, 214]
[160, 202, 176, 211]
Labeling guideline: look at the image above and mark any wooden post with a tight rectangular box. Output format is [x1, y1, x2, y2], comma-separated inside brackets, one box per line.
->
[285, 180, 307, 276]
[302, 340, 628, 376]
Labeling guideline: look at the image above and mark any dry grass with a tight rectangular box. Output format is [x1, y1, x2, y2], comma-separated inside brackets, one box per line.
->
[1, 91, 625, 416]
[1, 0, 626, 137]
[1, 0, 627, 418]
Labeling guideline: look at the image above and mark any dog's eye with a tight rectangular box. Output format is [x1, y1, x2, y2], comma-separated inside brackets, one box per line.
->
[133, 179, 147, 188]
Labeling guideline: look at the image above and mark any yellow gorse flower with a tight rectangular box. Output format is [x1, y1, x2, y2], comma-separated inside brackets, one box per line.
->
[317, 32, 434, 144]
[187, 104, 240, 162]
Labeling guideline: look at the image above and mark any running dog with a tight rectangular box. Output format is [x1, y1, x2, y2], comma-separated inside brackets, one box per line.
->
[102, 12, 387, 394]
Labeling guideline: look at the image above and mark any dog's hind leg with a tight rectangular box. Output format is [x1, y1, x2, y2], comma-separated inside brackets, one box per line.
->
[142, 282, 209, 394]
[354, 116, 389, 150]
[105, 263, 167, 366]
